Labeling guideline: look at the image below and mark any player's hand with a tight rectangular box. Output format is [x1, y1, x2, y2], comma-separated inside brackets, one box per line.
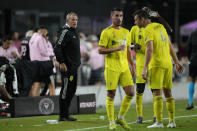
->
[117, 45, 125, 51]
[59, 63, 67, 72]
[134, 43, 141, 50]
[175, 62, 183, 74]
[142, 67, 147, 80]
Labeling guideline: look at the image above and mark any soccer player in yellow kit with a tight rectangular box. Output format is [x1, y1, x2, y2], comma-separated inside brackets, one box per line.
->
[133, 10, 183, 128]
[128, 25, 156, 124]
[98, 7, 135, 130]
[129, 8, 172, 124]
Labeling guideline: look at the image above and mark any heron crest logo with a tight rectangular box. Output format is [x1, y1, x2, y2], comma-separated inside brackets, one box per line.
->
[39, 98, 54, 115]
[69, 75, 73, 81]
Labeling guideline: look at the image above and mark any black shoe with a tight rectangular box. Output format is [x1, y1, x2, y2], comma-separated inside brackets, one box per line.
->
[186, 104, 194, 110]
[59, 116, 77, 121]
[153, 116, 156, 123]
[136, 116, 143, 124]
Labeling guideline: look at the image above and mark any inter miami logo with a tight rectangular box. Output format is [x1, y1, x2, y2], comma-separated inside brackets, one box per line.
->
[39, 98, 54, 115]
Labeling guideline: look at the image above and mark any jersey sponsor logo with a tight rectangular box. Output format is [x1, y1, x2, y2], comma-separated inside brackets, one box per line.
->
[39, 98, 55, 115]
[57, 29, 68, 45]
[112, 41, 115, 45]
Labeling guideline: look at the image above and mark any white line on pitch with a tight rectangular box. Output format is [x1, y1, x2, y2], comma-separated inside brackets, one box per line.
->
[64, 114, 197, 131]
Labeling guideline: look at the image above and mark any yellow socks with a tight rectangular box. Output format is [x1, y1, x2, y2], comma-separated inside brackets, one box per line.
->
[136, 93, 143, 117]
[118, 95, 133, 119]
[106, 97, 114, 121]
[166, 97, 175, 122]
[154, 96, 163, 123]
[153, 95, 156, 117]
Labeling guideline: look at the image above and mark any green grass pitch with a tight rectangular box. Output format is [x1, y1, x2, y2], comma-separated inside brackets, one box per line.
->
[0, 100, 197, 131]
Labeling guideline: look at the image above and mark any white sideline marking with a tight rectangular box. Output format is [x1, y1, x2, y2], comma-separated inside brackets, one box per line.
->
[33, 124, 43, 127]
[64, 114, 197, 131]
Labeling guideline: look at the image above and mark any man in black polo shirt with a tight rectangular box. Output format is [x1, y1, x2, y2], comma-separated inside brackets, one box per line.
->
[54, 12, 80, 121]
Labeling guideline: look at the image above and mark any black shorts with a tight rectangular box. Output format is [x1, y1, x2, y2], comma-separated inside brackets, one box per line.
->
[14, 60, 54, 96]
[189, 64, 197, 78]
[89, 67, 104, 85]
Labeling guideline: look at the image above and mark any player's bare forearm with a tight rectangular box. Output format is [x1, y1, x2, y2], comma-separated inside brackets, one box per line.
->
[144, 41, 153, 68]
[169, 39, 179, 64]
[169, 39, 183, 73]
[127, 47, 134, 66]
[98, 45, 125, 54]
[127, 47, 136, 76]
[142, 41, 153, 80]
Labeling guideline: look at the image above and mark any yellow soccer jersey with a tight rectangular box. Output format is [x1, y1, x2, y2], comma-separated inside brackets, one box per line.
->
[144, 23, 172, 69]
[128, 25, 146, 67]
[99, 26, 130, 72]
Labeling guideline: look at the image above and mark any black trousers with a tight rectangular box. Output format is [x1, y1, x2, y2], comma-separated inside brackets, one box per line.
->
[189, 64, 197, 78]
[59, 71, 77, 117]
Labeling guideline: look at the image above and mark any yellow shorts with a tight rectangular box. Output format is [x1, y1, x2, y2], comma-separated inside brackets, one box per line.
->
[136, 66, 146, 84]
[104, 68, 134, 90]
[148, 67, 172, 89]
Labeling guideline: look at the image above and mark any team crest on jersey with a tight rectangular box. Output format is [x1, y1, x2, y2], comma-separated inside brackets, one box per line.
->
[69, 75, 73, 81]
[112, 41, 115, 45]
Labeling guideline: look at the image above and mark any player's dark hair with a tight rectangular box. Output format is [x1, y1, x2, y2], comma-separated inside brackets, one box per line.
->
[133, 9, 149, 19]
[142, 7, 151, 14]
[35, 25, 46, 32]
[2, 35, 12, 42]
[111, 7, 123, 16]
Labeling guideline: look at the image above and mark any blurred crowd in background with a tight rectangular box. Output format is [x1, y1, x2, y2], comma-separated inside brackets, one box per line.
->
[0, 27, 190, 88]
[0, 0, 195, 99]
[0, 29, 106, 88]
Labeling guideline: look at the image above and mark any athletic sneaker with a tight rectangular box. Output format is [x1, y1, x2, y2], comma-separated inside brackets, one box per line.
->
[186, 104, 194, 110]
[147, 122, 164, 128]
[167, 121, 176, 128]
[136, 116, 143, 124]
[115, 118, 131, 130]
[109, 123, 117, 130]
